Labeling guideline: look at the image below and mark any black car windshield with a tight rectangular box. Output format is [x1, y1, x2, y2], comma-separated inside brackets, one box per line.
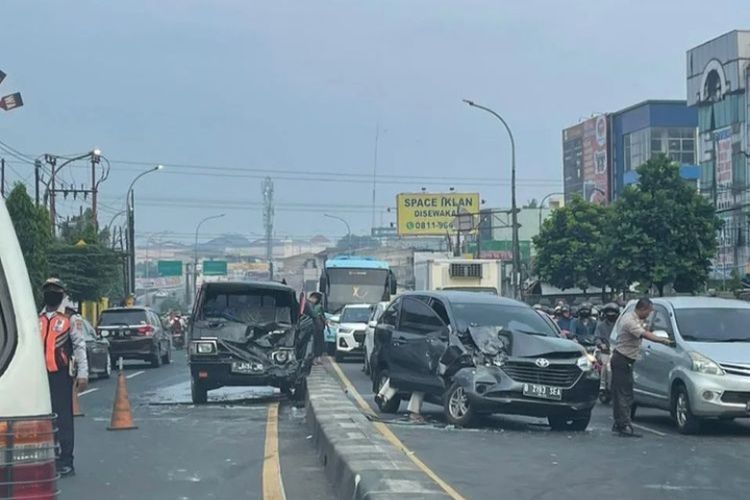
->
[201, 289, 293, 325]
[98, 310, 148, 327]
[451, 302, 558, 337]
[674, 308, 750, 342]
[341, 307, 371, 323]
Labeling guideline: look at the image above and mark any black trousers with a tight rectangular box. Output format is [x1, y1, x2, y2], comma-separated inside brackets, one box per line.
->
[313, 326, 324, 357]
[48, 370, 75, 467]
[611, 350, 635, 429]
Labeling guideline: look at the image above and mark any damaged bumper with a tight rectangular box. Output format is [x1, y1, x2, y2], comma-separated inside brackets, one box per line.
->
[190, 356, 303, 389]
[453, 365, 599, 418]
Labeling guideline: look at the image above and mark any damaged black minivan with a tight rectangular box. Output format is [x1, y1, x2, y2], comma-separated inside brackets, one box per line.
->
[188, 281, 314, 404]
[371, 292, 599, 430]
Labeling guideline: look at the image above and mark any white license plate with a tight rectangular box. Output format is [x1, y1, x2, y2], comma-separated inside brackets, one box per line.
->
[523, 383, 562, 401]
[231, 362, 263, 374]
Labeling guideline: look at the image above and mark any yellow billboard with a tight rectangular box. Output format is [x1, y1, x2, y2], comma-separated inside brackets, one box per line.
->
[396, 192, 480, 236]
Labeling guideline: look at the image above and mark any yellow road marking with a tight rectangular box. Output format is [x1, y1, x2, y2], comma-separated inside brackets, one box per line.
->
[262, 402, 286, 500]
[328, 359, 466, 500]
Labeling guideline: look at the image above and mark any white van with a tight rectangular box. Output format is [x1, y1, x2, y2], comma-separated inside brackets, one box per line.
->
[0, 200, 58, 498]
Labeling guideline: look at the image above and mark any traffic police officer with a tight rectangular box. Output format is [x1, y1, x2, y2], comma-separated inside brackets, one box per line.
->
[39, 278, 88, 476]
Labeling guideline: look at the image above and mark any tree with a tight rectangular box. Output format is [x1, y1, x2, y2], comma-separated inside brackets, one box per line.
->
[532, 196, 607, 292]
[47, 242, 122, 302]
[5, 183, 52, 303]
[524, 198, 539, 209]
[610, 155, 720, 296]
[336, 234, 381, 251]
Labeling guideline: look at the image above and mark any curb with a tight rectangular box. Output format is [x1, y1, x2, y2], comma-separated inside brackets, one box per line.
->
[306, 363, 451, 499]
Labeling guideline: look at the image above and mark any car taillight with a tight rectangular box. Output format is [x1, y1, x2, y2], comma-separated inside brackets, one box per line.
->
[0, 417, 58, 500]
[137, 325, 154, 336]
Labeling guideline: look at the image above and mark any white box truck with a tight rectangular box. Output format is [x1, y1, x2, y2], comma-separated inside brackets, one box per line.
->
[414, 258, 504, 295]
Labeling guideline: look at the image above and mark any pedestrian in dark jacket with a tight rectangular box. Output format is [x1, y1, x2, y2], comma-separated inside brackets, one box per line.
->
[308, 292, 325, 364]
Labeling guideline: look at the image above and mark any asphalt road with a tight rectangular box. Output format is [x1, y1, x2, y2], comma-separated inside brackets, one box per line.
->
[335, 358, 750, 500]
[58, 352, 334, 500]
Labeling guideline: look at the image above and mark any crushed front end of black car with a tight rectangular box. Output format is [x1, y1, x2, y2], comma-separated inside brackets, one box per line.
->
[442, 327, 599, 429]
[188, 282, 315, 404]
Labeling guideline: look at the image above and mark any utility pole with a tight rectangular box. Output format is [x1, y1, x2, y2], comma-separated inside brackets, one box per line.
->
[34, 159, 41, 205]
[371, 124, 380, 233]
[0, 158, 4, 198]
[263, 177, 275, 280]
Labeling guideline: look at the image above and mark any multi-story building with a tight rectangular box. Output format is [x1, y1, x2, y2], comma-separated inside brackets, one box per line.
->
[687, 30, 750, 277]
[609, 100, 699, 198]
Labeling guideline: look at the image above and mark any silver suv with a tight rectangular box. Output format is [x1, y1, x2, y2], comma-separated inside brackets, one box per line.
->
[612, 297, 750, 434]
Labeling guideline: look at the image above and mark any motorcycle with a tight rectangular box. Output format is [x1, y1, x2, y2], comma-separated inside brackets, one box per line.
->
[170, 319, 185, 349]
[594, 339, 612, 404]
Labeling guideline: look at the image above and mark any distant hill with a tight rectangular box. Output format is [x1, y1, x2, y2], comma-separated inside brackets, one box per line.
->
[197, 233, 252, 252]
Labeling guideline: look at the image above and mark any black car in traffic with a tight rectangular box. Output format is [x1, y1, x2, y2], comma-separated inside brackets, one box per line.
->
[371, 292, 599, 430]
[188, 281, 314, 404]
[97, 307, 172, 368]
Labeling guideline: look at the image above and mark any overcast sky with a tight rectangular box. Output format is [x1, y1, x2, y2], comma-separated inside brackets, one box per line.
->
[1, 1, 747, 244]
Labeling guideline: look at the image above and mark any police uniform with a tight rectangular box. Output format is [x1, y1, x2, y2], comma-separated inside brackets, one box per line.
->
[39, 282, 88, 473]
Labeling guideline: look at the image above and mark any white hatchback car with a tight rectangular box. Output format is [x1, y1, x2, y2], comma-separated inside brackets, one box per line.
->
[0, 199, 58, 496]
[334, 304, 372, 362]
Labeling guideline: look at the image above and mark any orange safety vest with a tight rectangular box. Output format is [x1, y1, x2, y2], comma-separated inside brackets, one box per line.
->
[39, 311, 73, 373]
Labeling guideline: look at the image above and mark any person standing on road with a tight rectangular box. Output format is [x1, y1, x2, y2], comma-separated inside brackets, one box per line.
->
[38, 278, 89, 476]
[308, 292, 326, 364]
[611, 297, 671, 437]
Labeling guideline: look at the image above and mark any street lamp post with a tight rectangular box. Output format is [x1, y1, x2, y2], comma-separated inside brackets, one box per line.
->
[324, 214, 352, 254]
[193, 214, 225, 299]
[126, 165, 163, 294]
[538, 192, 565, 231]
[463, 99, 521, 299]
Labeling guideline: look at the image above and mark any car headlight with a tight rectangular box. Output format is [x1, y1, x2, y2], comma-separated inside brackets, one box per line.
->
[689, 352, 725, 376]
[577, 355, 593, 372]
[192, 341, 217, 355]
[272, 349, 295, 364]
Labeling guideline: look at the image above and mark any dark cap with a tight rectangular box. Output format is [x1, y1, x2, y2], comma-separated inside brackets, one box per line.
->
[41, 278, 67, 292]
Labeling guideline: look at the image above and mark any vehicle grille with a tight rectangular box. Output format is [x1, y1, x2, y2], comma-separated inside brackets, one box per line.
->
[353, 331, 366, 343]
[501, 362, 581, 387]
[721, 391, 750, 404]
[720, 363, 750, 377]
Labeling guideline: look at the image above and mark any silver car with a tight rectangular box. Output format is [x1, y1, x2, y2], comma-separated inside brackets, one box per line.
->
[363, 301, 390, 375]
[612, 297, 750, 434]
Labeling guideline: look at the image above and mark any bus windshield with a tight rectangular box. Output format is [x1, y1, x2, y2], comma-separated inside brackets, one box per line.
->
[325, 268, 389, 313]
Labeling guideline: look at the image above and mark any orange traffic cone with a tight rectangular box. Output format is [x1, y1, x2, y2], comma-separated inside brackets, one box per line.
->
[73, 383, 84, 417]
[107, 371, 138, 431]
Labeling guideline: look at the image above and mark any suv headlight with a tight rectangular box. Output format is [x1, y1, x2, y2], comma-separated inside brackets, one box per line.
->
[272, 349, 296, 364]
[689, 352, 725, 376]
[191, 340, 217, 355]
[577, 355, 593, 372]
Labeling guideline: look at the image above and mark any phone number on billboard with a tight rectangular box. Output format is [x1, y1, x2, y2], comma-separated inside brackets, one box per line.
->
[409, 221, 452, 230]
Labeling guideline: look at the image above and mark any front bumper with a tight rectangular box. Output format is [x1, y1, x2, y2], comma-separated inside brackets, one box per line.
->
[336, 331, 365, 354]
[682, 372, 750, 418]
[189, 357, 301, 390]
[455, 365, 599, 418]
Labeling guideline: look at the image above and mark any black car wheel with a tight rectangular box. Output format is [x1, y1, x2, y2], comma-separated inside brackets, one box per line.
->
[191, 377, 208, 405]
[548, 411, 592, 431]
[375, 370, 401, 414]
[444, 382, 477, 427]
[161, 342, 172, 364]
[150, 345, 162, 368]
[673, 385, 701, 434]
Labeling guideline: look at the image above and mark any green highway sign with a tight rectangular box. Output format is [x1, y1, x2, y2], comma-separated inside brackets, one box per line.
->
[203, 260, 228, 276]
[157, 260, 183, 277]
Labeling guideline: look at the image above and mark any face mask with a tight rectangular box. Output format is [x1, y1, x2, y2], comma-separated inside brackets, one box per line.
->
[43, 290, 64, 308]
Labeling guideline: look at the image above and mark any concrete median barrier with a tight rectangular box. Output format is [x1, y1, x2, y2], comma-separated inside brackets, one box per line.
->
[306, 364, 452, 499]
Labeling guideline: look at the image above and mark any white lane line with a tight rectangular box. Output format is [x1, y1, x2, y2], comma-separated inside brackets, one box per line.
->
[632, 423, 667, 437]
[126, 370, 145, 379]
[78, 388, 99, 396]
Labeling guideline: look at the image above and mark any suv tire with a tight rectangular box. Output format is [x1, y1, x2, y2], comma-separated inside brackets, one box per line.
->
[191, 377, 208, 405]
[548, 411, 591, 431]
[150, 345, 162, 368]
[444, 382, 477, 427]
[673, 385, 700, 434]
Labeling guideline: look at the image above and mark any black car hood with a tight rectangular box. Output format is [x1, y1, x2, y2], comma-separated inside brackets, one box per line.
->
[468, 327, 582, 358]
[503, 330, 583, 358]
